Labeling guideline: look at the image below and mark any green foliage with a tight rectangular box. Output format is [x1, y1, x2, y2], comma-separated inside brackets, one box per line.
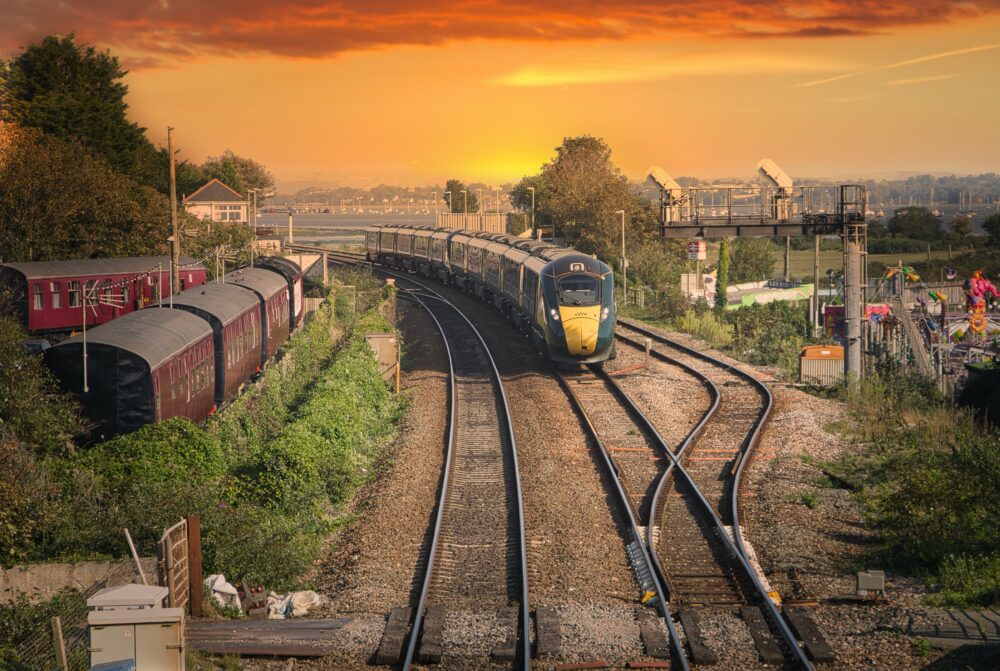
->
[984, 213, 1000, 248]
[929, 554, 1000, 607]
[888, 206, 944, 241]
[195, 150, 276, 200]
[0, 589, 86, 669]
[0, 35, 163, 189]
[827, 367, 1000, 605]
[730, 237, 776, 283]
[714, 238, 731, 318]
[949, 215, 974, 245]
[0, 440, 63, 564]
[0, 317, 84, 452]
[673, 310, 733, 348]
[442, 179, 479, 213]
[510, 136, 656, 261]
[795, 492, 819, 509]
[0, 123, 176, 262]
[725, 302, 809, 376]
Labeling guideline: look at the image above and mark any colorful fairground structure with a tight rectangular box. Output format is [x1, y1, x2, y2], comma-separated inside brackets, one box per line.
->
[862, 263, 1000, 393]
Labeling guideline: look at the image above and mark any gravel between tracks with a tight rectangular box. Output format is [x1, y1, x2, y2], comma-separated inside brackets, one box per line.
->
[620, 320, 993, 670]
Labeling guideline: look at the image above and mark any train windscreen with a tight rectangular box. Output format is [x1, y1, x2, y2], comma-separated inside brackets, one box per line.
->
[557, 275, 600, 306]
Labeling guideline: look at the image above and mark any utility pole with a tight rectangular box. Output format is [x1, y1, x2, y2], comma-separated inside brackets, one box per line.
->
[784, 236, 790, 281]
[616, 209, 627, 305]
[168, 127, 180, 294]
[495, 187, 501, 215]
[813, 233, 821, 336]
[528, 187, 536, 239]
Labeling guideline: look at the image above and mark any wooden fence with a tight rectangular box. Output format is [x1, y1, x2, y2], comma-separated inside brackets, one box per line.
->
[159, 519, 189, 610]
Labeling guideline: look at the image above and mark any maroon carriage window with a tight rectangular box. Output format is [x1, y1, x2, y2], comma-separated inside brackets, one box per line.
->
[50, 282, 62, 309]
[32, 284, 44, 310]
[67, 281, 81, 308]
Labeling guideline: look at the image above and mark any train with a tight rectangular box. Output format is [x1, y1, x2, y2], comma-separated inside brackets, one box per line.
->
[42, 258, 304, 439]
[0, 256, 208, 333]
[365, 225, 616, 365]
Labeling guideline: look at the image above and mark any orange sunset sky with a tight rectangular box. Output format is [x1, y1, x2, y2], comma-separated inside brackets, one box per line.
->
[3, 1, 1000, 189]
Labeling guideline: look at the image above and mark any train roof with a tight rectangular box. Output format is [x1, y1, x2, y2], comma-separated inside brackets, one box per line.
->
[223, 267, 288, 299]
[51, 308, 212, 369]
[170, 282, 260, 325]
[253, 256, 302, 277]
[1, 256, 203, 280]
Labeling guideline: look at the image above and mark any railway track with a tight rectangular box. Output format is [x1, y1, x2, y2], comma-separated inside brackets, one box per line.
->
[388, 273, 530, 670]
[612, 319, 827, 668]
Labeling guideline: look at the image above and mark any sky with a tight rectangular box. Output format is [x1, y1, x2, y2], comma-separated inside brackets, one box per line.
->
[3, 1, 1000, 191]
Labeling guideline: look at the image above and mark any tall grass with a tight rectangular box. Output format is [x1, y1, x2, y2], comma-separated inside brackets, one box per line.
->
[673, 309, 733, 348]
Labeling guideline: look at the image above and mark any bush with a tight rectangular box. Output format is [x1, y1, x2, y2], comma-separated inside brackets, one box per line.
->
[725, 302, 810, 375]
[674, 310, 732, 348]
[930, 554, 1000, 607]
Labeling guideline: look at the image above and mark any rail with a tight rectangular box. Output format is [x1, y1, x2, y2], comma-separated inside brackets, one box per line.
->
[386, 270, 530, 670]
[616, 319, 813, 669]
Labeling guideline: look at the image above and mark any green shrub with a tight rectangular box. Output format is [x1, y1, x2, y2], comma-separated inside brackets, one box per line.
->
[674, 310, 733, 348]
[930, 554, 1000, 607]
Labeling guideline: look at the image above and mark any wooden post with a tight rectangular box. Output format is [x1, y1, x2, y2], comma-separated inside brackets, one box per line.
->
[51, 616, 68, 671]
[322, 252, 329, 286]
[187, 515, 203, 617]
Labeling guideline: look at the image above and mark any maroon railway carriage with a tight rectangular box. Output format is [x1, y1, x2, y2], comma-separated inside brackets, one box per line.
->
[0, 256, 207, 333]
[168, 283, 262, 407]
[223, 267, 291, 365]
[253, 256, 304, 330]
[43, 308, 215, 439]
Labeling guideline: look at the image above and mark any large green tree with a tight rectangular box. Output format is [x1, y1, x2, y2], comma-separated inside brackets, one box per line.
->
[730, 238, 777, 283]
[197, 150, 276, 200]
[0, 123, 169, 261]
[0, 34, 165, 190]
[442, 179, 479, 213]
[511, 136, 654, 260]
[888, 206, 944, 240]
[985, 213, 1000, 248]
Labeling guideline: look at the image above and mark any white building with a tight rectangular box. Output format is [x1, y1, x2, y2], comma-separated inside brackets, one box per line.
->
[183, 178, 247, 224]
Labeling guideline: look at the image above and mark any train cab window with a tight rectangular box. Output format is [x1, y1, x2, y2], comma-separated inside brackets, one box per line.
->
[50, 282, 62, 309]
[557, 275, 601, 306]
[67, 281, 81, 308]
[32, 284, 44, 310]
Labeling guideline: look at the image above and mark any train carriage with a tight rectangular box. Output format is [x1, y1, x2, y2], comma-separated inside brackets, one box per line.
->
[253, 257, 304, 329]
[0, 256, 206, 333]
[223, 267, 291, 365]
[168, 283, 262, 407]
[364, 224, 616, 365]
[44, 309, 215, 439]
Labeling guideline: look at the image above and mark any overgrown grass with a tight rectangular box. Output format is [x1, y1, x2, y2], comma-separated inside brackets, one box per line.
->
[6, 278, 405, 591]
[822, 365, 1000, 606]
[673, 309, 733, 348]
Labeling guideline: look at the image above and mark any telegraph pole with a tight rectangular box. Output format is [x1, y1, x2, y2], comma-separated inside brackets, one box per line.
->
[168, 127, 180, 294]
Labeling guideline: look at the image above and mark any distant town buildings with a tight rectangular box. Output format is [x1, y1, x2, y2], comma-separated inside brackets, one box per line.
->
[183, 178, 247, 224]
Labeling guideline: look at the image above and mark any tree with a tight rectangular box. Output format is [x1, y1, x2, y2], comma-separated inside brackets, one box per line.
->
[0, 123, 172, 262]
[512, 136, 652, 260]
[984, 213, 1000, 248]
[198, 150, 275, 200]
[949, 215, 974, 247]
[887, 206, 944, 241]
[714, 238, 731, 318]
[1, 34, 164, 191]
[442, 179, 479, 213]
[730, 238, 776, 283]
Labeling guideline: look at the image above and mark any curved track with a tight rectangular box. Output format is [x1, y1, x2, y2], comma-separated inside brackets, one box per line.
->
[613, 319, 814, 669]
[390, 273, 530, 670]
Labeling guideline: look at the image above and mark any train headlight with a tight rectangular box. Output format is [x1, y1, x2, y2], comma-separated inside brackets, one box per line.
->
[549, 308, 560, 321]
[601, 307, 610, 322]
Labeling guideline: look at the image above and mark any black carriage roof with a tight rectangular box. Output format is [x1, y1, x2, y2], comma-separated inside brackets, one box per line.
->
[253, 256, 302, 276]
[223, 267, 288, 299]
[1, 256, 203, 280]
[51, 308, 212, 369]
[170, 282, 260, 325]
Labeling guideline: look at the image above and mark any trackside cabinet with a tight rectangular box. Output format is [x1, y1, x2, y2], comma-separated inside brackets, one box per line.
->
[88, 584, 185, 670]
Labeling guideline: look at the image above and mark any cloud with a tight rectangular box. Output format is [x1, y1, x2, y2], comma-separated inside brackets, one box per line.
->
[495, 53, 844, 87]
[795, 42, 1000, 87]
[887, 73, 961, 86]
[1, 1, 998, 67]
[829, 94, 877, 103]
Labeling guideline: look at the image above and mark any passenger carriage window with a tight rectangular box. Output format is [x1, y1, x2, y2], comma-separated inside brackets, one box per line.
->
[50, 282, 62, 309]
[67, 281, 81, 308]
[122, 285, 129, 305]
[32, 284, 44, 310]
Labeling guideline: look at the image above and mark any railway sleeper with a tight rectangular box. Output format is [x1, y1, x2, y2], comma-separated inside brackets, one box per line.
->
[740, 605, 786, 665]
[677, 607, 718, 665]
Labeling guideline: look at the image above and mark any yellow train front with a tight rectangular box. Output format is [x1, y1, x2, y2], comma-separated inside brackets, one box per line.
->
[365, 225, 616, 365]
